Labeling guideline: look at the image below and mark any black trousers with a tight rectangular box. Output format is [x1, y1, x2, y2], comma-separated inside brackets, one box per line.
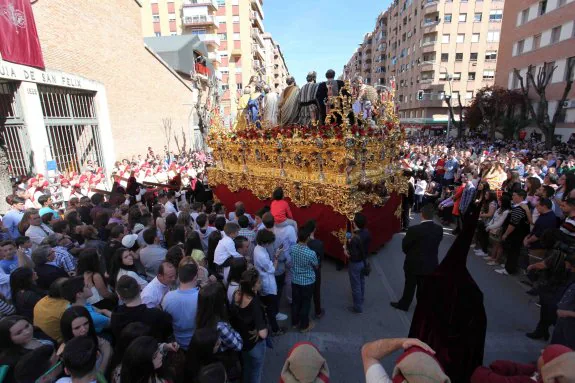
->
[476, 221, 489, 252]
[398, 272, 423, 310]
[259, 294, 279, 332]
[504, 238, 522, 274]
[275, 273, 286, 307]
[313, 267, 322, 315]
[291, 283, 314, 330]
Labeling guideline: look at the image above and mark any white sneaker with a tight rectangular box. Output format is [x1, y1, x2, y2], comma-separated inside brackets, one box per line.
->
[276, 313, 288, 321]
[474, 250, 487, 257]
[495, 268, 509, 275]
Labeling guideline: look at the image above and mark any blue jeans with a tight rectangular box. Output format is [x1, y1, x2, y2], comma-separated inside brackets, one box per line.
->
[348, 261, 365, 312]
[242, 340, 266, 383]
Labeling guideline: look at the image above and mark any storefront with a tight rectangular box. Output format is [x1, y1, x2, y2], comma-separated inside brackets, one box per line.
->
[0, 60, 114, 178]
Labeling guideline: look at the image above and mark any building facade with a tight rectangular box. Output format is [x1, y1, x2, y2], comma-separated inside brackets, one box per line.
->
[140, 0, 289, 127]
[494, 0, 575, 141]
[0, 0, 198, 179]
[344, 0, 505, 133]
[262, 33, 289, 92]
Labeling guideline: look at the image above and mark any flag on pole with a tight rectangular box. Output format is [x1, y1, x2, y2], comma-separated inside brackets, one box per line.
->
[0, 0, 45, 68]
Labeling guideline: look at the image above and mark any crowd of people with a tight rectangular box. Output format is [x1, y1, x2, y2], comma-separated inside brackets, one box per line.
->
[400, 135, 575, 348]
[1, 133, 575, 382]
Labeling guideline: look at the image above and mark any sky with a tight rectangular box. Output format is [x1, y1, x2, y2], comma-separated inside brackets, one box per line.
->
[263, 0, 392, 85]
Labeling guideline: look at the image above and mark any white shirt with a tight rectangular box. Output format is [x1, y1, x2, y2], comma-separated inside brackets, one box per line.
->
[0, 267, 11, 300]
[366, 363, 392, 383]
[25, 224, 54, 250]
[214, 234, 243, 282]
[253, 245, 277, 296]
[164, 200, 178, 216]
[141, 277, 170, 308]
[415, 180, 427, 195]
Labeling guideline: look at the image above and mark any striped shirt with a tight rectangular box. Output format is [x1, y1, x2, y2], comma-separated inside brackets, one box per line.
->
[560, 216, 575, 237]
[509, 203, 530, 238]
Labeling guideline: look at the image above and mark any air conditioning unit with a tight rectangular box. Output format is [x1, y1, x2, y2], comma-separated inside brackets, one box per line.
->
[562, 100, 575, 108]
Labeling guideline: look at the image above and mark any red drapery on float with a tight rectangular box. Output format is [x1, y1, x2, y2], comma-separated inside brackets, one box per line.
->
[0, 0, 44, 69]
[213, 184, 401, 262]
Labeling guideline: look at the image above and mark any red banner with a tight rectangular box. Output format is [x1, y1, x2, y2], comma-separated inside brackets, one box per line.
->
[0, 0, 44, 69]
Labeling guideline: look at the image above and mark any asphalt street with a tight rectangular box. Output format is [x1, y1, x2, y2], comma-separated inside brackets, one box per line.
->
[262, 214, 543, 383]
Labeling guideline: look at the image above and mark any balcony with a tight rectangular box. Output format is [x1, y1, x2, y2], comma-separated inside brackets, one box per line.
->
[251, 11, 264, 32]
[419, 78, 434, 84]
[423, 0, 439, 8]
[183, 0, 218, 12]
[208, 51, 221, 63]
[251, 28, 265, 48]
[196, 33, 220, 47]
[250, 0, 264, 19]
[182, 14, 218, 28]
[252, 44, 265, 60]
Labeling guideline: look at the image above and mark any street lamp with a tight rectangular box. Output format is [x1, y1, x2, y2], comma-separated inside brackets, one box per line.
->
[421, 61, 453, 137]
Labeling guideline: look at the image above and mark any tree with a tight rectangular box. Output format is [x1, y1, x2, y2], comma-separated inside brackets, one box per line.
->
[161, 118, 173, 154]
[465, 86, 526, 141]
[445, 92, 465, 138]
[514, 60, 575, 149]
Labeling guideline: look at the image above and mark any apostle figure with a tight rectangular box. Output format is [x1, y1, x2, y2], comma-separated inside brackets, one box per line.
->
[278, 76, 300, 126]
[298, 71, 319, 126]
[262, 85, 279, 125]
[247, 84, 264, 124]
[233, 86, 252, 130]
[316, 69, 345, 125]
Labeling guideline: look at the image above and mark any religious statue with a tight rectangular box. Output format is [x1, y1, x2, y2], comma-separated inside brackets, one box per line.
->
[247, 84, 264, 126]
[278, 76, 300, 126]
[262, 85, 279, 125]
[298, 71, 319, 126]
[233, 86, 252, 130]
[316, 69, 346, 125]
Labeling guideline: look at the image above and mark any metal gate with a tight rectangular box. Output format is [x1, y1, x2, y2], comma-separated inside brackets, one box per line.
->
[38, 85, 104, 174]
[0, 82, 32, 177]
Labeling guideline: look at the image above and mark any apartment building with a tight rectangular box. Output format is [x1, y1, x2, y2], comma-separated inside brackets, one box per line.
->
[495, 0, 575, 141]
[141, 0, 289, 126]
[263, 33, 290, 93]
[344, 0, 505, 132]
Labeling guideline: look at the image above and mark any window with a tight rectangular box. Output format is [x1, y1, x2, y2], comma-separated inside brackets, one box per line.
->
[485, 50, 497, 60]
[516, 39, 525, 55]
[439, 72, 447, 80]
[468, 72, 476, 80]
[538, 0, 547, 16]
[466, 91, 474, 99]
[217, 0, 225, 5]
[152, 15, 160, 22]
[154, 32, 161, 37]
[474, 13, 482, 22]
[232, 15, 240, 23]
[483, 70, 495, 79]
[444, 14, 452, 23]
[456, 34, 465, 43]
[567, 57, 575, 81]
[237, 83, 243, 90]
[452, 91, 460, 99]
[219, 33, 227, 40]
[233, 32, 241, 40]
[222, 84, 229, 91]
[533, 33, 541, 49]
[489, 10, 503, 22]
[169, 14, 176, 21]
[441, 53, 449, 62]
[521, 9, 529, 25]
[472, 33, 480, 42]
[455, 52, 463, 61]
[551, 26, 562, 44]
[487, 31, 500, 42]
[459, 13, 467, 23]
[453, 72, 462, 81]
[170, 32, 177, 36]
[470, 52, 478, 61]
[442, 34, 450, 43]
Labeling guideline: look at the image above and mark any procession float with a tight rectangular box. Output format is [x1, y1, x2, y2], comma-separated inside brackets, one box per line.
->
[207, 75, 407, 261]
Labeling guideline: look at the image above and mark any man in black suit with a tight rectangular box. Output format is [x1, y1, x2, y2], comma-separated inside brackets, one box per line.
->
[315, 69, 346, 125]
[391, 204, 443, 311]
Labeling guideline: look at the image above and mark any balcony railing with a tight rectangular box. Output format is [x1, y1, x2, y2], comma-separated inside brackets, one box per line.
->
[251, 28, 265, 47]
[183, 14, 218, 27]
[183, 0, 218, 11]
[419, 78, 434, 84]
[423, 0, 439, 8]
[250, 0, 264, 19]
[251, 11, 264, 32]
[196, 33, 221, 47]
[421, 40, 437, 47]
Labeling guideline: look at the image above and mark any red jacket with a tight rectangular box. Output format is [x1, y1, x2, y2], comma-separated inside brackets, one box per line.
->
[471, 360, 540, 383]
